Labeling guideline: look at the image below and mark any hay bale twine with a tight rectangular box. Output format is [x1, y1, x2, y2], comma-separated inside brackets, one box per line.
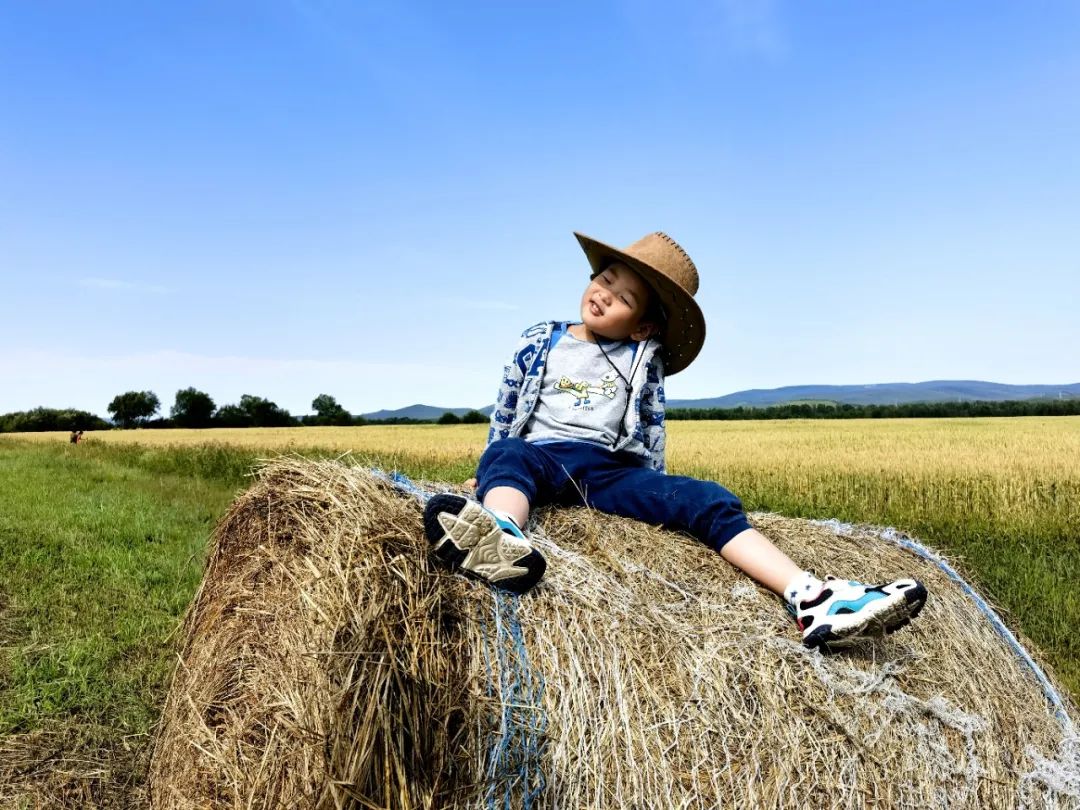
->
[148, 458, 1080, 809]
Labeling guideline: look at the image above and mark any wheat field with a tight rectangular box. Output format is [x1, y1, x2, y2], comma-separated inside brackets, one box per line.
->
[31, 415, 1080, 472]
[30, 415, 1080, 562]
[30, 417, 1080, 538]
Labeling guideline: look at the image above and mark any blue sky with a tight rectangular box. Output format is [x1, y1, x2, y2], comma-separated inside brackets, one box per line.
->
[2, 1, 1078, 417]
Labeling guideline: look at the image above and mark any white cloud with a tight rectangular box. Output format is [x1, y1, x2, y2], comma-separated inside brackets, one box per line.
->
[79, 278, 173, 294]
[0, 349, 494, 415]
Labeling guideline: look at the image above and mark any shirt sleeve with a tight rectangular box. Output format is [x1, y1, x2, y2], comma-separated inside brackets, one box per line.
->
[486, 330, 529, 447]
[640, 353, 667, 473]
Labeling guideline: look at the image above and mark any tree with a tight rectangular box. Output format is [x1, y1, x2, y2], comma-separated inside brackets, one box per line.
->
[240, 395, 294, 427]
[214, 403, 251, 428]
[437, 411, 461, 425]
[108, 390, 160, 428]
[0, 407, 110, 433]
[311, 394, 352, 426]
[461, 410, 487, 424]
[213, 394, 294, 427]
[171, 387, 216, 428]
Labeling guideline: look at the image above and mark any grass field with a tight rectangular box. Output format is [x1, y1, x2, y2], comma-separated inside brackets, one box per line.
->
[2, 417, 1078, 803]
[0, 440, 241, 805]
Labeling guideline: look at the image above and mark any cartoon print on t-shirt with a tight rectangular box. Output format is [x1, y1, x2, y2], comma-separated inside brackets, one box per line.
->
[554, 371, 619, 409]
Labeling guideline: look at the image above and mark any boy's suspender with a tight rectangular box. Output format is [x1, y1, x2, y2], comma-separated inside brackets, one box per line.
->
[550, 321, 567, 350]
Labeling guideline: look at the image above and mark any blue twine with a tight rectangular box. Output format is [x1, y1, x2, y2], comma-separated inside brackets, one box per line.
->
[382, 469, 434, 503]
[373, 466, 548, 805]
[482, 591, 547, 809]
[813, 518, 1074, 730]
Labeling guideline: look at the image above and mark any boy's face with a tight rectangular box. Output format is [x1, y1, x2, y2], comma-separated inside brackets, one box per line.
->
[579, 262, 658, 341]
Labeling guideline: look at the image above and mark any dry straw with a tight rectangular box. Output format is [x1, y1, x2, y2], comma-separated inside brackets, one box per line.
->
[149, 457, 1079, 809]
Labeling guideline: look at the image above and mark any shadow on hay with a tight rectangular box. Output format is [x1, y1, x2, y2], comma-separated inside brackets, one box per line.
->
[149, 460, 482, 808]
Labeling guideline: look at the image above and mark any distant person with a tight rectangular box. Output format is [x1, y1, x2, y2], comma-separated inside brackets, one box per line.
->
[76, 430, 84, 443]
[69, 430, 78, 444]
[423, 231, 927, 650]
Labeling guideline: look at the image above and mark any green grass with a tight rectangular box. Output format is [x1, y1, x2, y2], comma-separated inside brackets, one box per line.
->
[77, 438, 480, 492]
[0, 441, 239, 738]
[0, 433, 1077, 802]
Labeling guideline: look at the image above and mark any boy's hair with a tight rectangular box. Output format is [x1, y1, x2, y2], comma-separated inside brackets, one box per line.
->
[643, 292, 668, 336]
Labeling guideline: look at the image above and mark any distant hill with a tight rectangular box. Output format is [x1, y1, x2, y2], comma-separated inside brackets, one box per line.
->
[363, 381, 1080, 420]
[667, 381, 1080, 410]
[360, 403, 493, 421]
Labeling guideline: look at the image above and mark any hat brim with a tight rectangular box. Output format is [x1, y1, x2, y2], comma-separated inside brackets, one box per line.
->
[574, 231, 706, 375]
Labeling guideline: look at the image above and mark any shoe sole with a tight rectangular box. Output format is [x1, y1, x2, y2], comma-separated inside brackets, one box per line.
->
[423, 493, 546, 595]
[804, 582, 928, 652]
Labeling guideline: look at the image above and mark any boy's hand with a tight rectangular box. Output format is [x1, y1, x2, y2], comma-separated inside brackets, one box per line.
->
[464, 477, 478, 491]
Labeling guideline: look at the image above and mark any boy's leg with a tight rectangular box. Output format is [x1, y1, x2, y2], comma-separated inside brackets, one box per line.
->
[719, 527, 804, 596]
[572, 460, 756, 560]
[482, 486, 530, 532]
[423, 493, 545, 593]
[423, 439, 563, 593]
[476, 437, 578, 529]
[577, 461, 927, 649]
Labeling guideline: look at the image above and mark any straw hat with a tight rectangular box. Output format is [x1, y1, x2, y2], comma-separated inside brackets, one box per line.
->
[574, 230, 706, 375]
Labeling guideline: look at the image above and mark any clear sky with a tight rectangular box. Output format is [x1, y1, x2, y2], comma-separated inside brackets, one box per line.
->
[2, 1, 1078, 417]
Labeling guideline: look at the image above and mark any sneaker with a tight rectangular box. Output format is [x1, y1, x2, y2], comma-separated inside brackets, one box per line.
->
[792, 576, 928, 651]
[422, 494, 547, 594]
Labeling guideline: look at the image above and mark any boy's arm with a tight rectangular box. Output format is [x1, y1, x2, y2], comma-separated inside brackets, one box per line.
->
[640, 353, 667, 473]
[486, 331, 529, 448]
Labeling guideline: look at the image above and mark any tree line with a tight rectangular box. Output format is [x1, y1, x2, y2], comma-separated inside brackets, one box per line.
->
[6, 390, 1078, 433]
[101, 388, 344, 429]
[0, 387, 490, 432]
[666, 398, 1080, 421]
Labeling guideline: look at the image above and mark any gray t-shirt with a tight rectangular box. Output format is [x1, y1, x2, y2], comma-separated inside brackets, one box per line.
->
[522, 330, 637, 448]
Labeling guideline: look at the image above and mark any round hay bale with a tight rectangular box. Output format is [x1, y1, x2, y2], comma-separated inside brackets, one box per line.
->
[148, 458, 1080, 809]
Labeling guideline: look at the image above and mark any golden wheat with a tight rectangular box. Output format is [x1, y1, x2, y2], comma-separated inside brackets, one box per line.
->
[23, 417, 1080, 538]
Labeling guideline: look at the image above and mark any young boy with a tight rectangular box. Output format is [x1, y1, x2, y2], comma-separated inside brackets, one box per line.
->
[423, 231, 927, 650]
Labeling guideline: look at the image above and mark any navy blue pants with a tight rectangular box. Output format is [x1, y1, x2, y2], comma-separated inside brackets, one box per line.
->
[476, 438, 752, 552]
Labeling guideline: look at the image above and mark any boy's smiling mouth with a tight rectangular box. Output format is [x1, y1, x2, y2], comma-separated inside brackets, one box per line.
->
[588, 300, 604, 316]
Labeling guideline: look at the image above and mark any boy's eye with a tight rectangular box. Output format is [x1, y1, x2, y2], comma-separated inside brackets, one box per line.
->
[620, 296, 629, 306]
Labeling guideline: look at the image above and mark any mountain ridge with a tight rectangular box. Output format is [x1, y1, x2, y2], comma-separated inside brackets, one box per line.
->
[666, 380, 1080, 409]
[361, 381, 1080, 420]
